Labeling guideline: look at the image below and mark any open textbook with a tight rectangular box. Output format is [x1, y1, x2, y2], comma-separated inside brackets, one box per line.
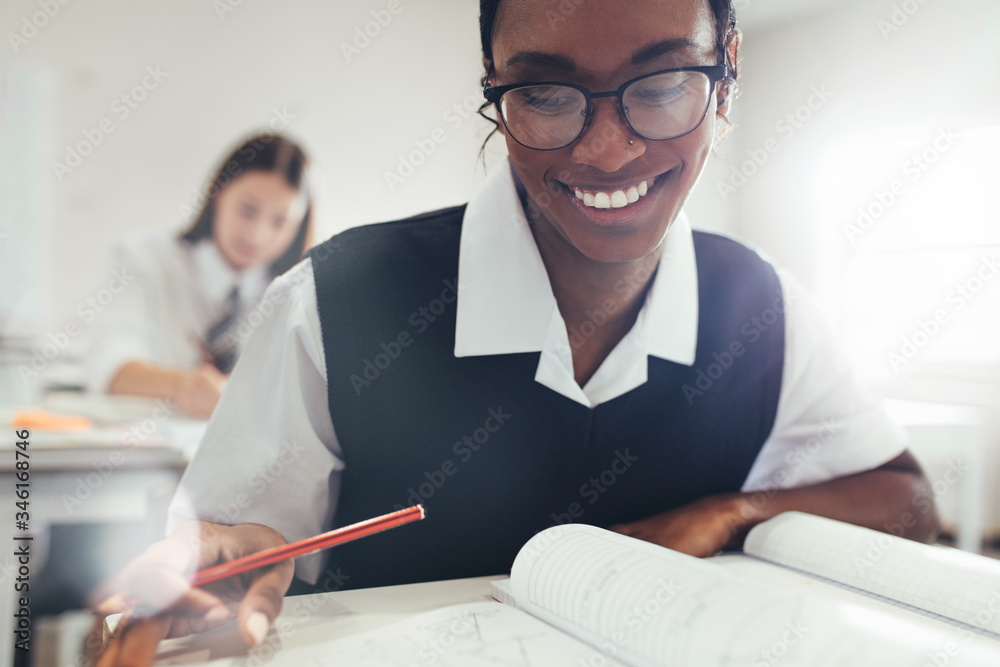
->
[144, 512, 1000, 666]
[487, 512, 1000, 666]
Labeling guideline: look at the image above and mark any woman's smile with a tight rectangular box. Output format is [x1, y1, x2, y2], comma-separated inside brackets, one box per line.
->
[555, 167, 680, 227]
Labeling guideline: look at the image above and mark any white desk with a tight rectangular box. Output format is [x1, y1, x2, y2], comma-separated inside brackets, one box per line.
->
[151, 575, 501, 665]
[34, 554, 1000, 666]
[98, 556, 996, 666]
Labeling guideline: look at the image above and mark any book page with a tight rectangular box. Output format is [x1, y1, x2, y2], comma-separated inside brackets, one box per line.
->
[744, 512, 1000, 635]
[151, 601, 627, 666]
[511, 524, 1000, 666]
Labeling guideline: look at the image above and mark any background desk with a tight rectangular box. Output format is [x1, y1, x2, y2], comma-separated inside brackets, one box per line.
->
[0, 393, 202, 667]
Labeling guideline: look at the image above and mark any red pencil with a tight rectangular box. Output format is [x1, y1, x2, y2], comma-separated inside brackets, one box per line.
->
[191, 504, 426, 588]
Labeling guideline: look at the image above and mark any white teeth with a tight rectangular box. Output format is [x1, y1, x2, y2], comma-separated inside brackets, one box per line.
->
[573, 179, 654, 209]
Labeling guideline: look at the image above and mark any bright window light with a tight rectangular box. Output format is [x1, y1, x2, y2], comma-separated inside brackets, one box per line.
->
[815, 124, 1000, 385]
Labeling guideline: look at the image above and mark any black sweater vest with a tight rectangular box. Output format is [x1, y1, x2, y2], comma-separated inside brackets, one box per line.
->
[308, 205, 784, 590]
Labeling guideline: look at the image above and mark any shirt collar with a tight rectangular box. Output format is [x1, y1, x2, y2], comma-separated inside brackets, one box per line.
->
[191, 239, 270, 307]
[454, 156, 698, 367]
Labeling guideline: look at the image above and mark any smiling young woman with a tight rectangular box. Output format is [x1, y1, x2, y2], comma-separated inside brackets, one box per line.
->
[482, 0, 738, 385]
[95, 2, 938, 664]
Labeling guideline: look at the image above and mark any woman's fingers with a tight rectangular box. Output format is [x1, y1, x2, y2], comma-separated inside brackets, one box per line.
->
[97, 615, 173, 667]
[91, 521, 294, 663]
[237, 560, 294, 647]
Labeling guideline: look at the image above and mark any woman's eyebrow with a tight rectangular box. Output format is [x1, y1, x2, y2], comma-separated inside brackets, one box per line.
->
[631, 37, 702, 64]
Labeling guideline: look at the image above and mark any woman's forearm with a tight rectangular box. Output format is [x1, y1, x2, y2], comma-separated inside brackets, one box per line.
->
[732, 450, 940, 546]
[107, 361, 226, 419]
[106, 360, 186, 400]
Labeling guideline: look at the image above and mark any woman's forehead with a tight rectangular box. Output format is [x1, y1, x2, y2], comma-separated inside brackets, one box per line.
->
[491, 0, 717, 73]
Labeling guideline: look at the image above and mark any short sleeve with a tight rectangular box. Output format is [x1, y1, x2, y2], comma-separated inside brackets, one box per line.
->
[741, 269, 908, 492]
[167, 258, 343, 583]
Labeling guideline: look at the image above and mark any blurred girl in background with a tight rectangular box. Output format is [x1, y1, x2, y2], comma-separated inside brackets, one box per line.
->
[88, 134, 313, 418]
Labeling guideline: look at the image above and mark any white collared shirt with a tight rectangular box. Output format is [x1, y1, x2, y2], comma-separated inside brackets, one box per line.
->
[85, 233, 271, 392]
[169, 158, 907, 583]
[455, 161, 699, 406]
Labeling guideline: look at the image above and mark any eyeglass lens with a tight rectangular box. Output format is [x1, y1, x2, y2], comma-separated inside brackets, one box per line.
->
[499, 70, 714, 150]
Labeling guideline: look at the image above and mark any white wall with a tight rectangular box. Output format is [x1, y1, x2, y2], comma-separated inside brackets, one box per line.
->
[3, 0, 493, 338]
[724, 0, 1000, 291]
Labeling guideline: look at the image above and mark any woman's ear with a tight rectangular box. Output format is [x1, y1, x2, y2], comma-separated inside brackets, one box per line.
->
[716, 78, 735, 119]
[716, 28, 741, 119]
[481, 58, 506, 138]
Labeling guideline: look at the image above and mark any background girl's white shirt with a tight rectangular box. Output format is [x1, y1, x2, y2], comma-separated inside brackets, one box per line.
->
[85, 233, 271, 393]
[168, 158, 907, 583]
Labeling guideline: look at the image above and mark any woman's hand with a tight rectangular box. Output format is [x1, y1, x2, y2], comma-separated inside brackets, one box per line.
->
[609, 494, 748, 557]
[108, 361, 227, 419]
[172, 364, 228, 418]
[92, 521, 293, 667]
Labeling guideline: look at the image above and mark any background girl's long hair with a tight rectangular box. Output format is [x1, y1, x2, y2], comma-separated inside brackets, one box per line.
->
[180, 133, 314, 277]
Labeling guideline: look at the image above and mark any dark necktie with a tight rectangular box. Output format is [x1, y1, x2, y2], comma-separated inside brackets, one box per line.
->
[205, 286, 240, 373]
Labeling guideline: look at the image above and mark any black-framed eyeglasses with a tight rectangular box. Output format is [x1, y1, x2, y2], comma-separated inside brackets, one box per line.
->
[483, 65, 728, 151]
